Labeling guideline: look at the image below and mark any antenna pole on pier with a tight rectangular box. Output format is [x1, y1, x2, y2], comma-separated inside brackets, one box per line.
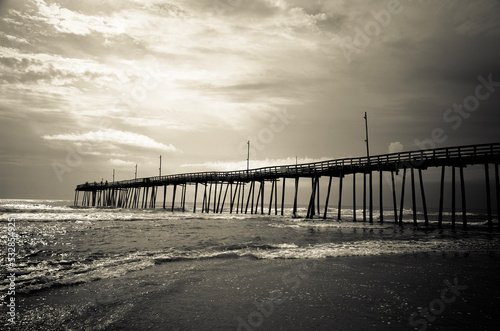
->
[364, 112, 370, 159]
[247, 141, 250, 172]
[135, 164, 137, 180]
[113, 169, 115, 183]
[159, 155, 162, 177]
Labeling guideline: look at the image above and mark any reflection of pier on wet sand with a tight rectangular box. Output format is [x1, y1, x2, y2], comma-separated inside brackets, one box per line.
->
[75, 143, 500, 230]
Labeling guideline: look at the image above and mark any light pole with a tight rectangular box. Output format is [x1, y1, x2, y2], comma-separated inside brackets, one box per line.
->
[135, 164, 137, 180]
[364, 112, 373, 223]
[364, 112, 370, 159]
[113, 169, 115, 183]
[247, 141, 250, 172]
[159, 155, 162, 177]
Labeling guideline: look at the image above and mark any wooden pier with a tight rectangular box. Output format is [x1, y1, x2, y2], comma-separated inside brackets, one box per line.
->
[75, 143, 500, 229]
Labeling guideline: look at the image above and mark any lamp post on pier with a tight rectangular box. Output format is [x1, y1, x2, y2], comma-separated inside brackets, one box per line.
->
[364, 112, 373, 223]
[364, 112, 370, 159]
[159, 155, 162, 177]
[247, 141, 250, 172]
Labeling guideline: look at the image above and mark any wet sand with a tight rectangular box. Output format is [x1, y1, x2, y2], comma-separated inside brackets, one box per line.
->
[4, 252, 500, 330]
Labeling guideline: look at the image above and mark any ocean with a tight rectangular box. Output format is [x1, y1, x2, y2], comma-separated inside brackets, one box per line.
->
[1, 199, 500, 330]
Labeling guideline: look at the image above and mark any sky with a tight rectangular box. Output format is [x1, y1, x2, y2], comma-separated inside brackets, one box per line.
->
[1, 0, 500, 200]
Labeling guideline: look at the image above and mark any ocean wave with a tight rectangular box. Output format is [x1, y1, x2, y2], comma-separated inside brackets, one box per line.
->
[2, 237, 499, 301]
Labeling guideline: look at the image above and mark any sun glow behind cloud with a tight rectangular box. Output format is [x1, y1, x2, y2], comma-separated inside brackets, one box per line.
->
[2, 0, 347, 135]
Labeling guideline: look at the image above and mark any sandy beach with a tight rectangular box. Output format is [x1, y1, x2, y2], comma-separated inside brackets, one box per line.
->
[5, 251, 499, 331]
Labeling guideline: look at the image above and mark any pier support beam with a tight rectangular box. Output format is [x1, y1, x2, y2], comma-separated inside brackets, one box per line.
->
[353, 174, 356, 222]
[181, 185, 186, 212]
[229, 182, 234, 214]
[250, 181, 255, 214]
[202, 184, 208, 213]
[142, 186, 149, 209]
[338, 174, 343, 221]
[496, 163, 500, 227]
[251, 181, 256, 214]
[213, 181, 218, 213]
[363, 173, 367, 221]
[399, 168, 406, 226]
[369, 171, 373, 223]
[136, 187, 141, 209]
[451, 167, 456, 229]
[316, 177, 320, 216]
[230, 182, 238, 214]
[459, 166, 467, 230]
[236, 182, 242, 214]
[163, 185, 167, 209]
[141, 187, 146, 209]
[207, 182, 213, 214]
[216, 182, 223, 213]
[150, 186, 156, 209]
[418, 169, 429, 227]
[379, 171, 383, 223]
[154, 187, 159, 208]
[254, 182, 261, 214]
[132, 188, 136, 208]
[245, 181, 254, 214]
[242, 183, 247, 214]
[293, 177, 299, 217]
[260, 181, 265, 215]
[438, 166, 445, 229]
[131, 188, 136, 208]
[171, 184, 177, 212]
[281, 178, 286, 216]
[193, 183, 198, 213]
[220, 182, 229, 213]
[307, 177, 318, 219]
[323, 176, 333, 219]
[411, 167, 417, 226]
[485, 164, 493, 230]
[268, 181, 275, 215]
[391, 171, 397, 224]
[274, 180, 278, 215]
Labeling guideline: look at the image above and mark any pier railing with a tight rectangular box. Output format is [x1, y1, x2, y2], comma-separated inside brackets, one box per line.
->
[77, 142, 500, 190]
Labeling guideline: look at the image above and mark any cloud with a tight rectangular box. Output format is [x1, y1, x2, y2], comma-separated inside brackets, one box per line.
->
[42, 129, 179, 152]
[35, 0, 126, 36]
[388, 142, 404, 154]
[108, 158, 136, 168]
